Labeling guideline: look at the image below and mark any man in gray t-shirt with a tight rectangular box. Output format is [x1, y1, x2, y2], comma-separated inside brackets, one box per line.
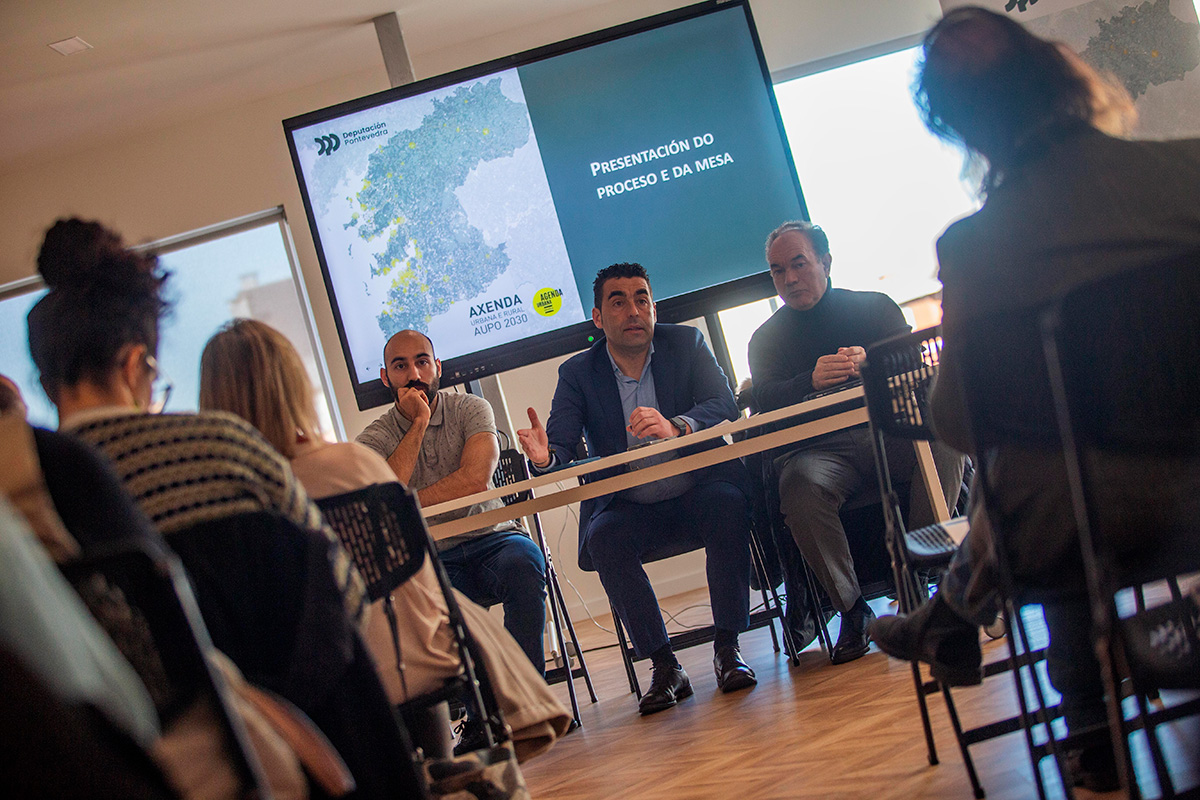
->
[356, 330, 547, 673]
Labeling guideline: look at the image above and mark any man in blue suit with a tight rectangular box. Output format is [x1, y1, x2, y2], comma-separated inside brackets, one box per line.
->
[518, 263, 755, 715]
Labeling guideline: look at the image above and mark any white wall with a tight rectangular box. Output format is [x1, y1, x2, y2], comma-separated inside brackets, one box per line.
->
[0, 0, 943, 622]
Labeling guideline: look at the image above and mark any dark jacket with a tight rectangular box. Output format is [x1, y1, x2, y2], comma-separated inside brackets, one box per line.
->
[542, 323, 747, 571]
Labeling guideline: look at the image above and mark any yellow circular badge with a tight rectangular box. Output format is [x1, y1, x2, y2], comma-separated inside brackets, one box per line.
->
[532, 287, 563, 317]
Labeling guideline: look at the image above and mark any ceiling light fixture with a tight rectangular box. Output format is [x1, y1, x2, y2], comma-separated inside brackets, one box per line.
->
[49, 36, 93, 56]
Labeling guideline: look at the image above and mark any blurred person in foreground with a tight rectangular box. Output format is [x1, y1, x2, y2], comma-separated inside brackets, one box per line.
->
[869, 7, 1200, 791]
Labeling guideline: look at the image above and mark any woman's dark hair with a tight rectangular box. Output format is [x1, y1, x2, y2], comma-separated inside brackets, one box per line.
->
[914, 6, 1134, 191]
[27, 218, 171, 403]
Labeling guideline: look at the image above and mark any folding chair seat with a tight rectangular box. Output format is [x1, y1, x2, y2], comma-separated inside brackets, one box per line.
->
[1041, 258, 1200, 798]
[492, 447, 597, 727]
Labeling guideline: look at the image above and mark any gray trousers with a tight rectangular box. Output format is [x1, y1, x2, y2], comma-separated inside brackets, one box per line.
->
[776, 427, 964, 613]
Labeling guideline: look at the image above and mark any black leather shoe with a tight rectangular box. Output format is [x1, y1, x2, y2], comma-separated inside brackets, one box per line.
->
[638, 664, 693, 715]
[452, 717, 489, 756]
[831, 600, 876, 665]
[713, 646, 757, 693]
[869, 595, 983, 686]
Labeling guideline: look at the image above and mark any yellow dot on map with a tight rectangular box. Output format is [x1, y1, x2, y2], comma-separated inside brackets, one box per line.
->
[533, 288, 563, 317]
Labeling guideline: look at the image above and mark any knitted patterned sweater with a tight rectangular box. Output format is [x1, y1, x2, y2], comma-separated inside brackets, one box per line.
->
[62, 408, 365, 620]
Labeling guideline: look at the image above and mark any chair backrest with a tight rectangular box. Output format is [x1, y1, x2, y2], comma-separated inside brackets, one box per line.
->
[316, 484, 429, 604]
[1042, 258, 1200, 581]
[861, 326, 942, 442]
[319, 483, 508, 749]
[61, 541, 269, 798]
[168, 508, 429, 800]
[1044, 258, 1200, 455]
[492, 449, 532, 505]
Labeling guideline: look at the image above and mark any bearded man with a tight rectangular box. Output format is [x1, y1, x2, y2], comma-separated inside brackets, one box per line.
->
[357, 330, 547, 673]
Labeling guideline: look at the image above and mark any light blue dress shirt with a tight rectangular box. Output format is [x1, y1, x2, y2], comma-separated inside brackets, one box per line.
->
[607, 343, 699, 504]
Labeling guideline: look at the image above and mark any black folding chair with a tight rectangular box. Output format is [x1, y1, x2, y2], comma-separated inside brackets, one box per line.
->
[316, 483, 508, 752]
[749, 381, 914, 664]
[600, 524, 795, 698]
[1042, 259, 1200, 799]
[170, 510, 429, 800]
[862, 326, 988, 796]
[960, 314, 1119, 800]
[758, 451, 897, 662]
[61, 541, 271, 800]
[592, 486, 796, 698]
[493, 448, 596, 727]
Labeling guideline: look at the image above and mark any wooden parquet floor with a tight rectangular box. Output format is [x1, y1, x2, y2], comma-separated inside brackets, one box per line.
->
[520, 591, 1199, 800]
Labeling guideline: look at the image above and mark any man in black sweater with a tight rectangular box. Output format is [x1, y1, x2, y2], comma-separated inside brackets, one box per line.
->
[748, 221, 962, 664]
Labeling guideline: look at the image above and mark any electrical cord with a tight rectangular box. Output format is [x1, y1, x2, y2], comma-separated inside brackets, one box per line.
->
[543, 481, 774, 639]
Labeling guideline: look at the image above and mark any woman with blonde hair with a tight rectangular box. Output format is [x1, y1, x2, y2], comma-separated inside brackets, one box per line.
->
[200, 319, 569, 763]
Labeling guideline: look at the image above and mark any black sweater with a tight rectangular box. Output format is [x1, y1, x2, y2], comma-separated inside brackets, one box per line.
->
[747, 285, 908, 412]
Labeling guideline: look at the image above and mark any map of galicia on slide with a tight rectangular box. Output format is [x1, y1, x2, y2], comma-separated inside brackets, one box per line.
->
[356, 80, 525, 337]
[294, 70, 583, 375]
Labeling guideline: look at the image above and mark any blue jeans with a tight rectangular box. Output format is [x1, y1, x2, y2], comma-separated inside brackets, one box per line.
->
[439, 529, 547, 675]
[586, 481, 752, 658]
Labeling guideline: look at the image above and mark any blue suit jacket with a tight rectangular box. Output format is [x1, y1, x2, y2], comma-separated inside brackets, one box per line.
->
[542, 323, 749, 571]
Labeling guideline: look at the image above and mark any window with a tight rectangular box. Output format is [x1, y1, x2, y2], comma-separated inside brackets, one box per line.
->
[716, 45, 981, 386]
[0, 209, 341, 438]
[0, 281, 52, 427]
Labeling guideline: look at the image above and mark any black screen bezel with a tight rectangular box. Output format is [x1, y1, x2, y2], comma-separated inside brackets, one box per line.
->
[283, 0, 806, 410]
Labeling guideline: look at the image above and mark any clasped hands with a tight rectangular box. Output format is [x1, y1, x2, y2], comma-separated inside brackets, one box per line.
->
[812, 346, 866, 391]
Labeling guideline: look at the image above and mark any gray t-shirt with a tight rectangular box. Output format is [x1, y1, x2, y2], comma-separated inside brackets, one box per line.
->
[355, 392, 518, 550]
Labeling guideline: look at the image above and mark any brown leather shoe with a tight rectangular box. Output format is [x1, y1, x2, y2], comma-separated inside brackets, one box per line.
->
[713, 646, 757, 693]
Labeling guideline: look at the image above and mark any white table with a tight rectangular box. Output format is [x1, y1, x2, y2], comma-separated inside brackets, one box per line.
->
[423, 385, 951, 540]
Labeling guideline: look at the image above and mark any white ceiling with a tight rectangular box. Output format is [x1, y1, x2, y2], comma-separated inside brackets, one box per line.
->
[0, 1, 948, 177]
[0, 0, 675, 173]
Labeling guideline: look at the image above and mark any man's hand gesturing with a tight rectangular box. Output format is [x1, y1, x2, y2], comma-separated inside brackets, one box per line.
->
[517, 407, 551, 468]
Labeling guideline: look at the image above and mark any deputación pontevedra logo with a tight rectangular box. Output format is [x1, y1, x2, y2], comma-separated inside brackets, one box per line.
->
[314, 133, 341, 156]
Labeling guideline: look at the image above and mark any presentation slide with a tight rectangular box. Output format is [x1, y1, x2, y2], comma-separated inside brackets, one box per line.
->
[288, 4, 803, 386]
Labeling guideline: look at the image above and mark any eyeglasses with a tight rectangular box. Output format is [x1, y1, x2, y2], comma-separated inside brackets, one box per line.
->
[144, 354, 173, 414]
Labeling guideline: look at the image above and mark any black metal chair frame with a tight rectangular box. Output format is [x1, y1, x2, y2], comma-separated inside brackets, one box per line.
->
[316, 482, 507, 752]
[492, 447, 598, 727]
[863, 326, 993, 797]
[604, 512, 798, 698]
[62, 541, 272, 799]
[759, 451, 898, 663]
[1041, 262, 1200, 799]
[865, 325, 1097, 800]
[959, 324, 1124, 800]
